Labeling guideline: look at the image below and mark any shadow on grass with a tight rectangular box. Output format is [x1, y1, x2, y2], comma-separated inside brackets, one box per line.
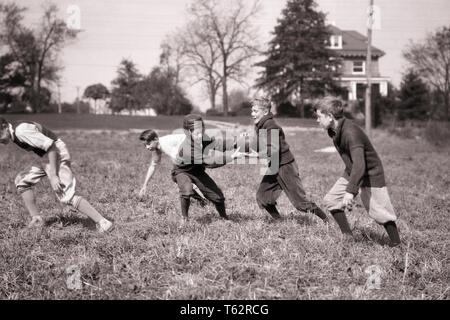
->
[193, 212, 257, 224]
[357, 227, 391, 247]
[45, 215, 97, 230]
[285, 212, 316, 226]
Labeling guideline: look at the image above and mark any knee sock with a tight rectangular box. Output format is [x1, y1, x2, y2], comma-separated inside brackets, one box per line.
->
[214, 201, 228, 219]
[383, 221, 401, 246]
[265, 204, 282, 219]
[180, 196, 190, 219]
[77, 197, 103, 223]
[330, 209, 352, 235]
[310, 206, 328, 221]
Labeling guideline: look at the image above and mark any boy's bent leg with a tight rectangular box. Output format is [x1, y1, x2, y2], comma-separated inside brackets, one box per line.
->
[15, 166, 46, 226]
[330, 209, 353, 235]
[360, 187, 400, 246]
[324, 178, 353, 234]
[278, 161, 328, 221]
[174, 172, 195, 219]
[256, 174, 282, 219]
[191, 172, 228, 219]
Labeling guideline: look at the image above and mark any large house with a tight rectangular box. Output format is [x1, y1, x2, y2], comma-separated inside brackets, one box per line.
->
[328, 25, 389, 101]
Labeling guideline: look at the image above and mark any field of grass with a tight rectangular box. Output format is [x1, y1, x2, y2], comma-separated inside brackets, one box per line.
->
[0, 114, 449, 300]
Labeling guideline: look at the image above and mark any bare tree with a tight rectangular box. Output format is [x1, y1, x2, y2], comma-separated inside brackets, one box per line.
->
[403, 26, 450, 120]
[0, 2, 77, 112]
[184, 0, 261, 116]
[177, 24, 222, 110]
[160, 33, 187, 86]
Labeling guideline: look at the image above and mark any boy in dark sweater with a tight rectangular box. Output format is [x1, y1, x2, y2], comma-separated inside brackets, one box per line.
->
[314, 96, 401, 247]
[171, 114, 241, 223]
[0, 117, 113, 232]
[249, 97, 328, 222]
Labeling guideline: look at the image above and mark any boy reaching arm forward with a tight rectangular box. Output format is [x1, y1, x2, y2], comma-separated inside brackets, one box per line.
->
[139, 115, 243, 223]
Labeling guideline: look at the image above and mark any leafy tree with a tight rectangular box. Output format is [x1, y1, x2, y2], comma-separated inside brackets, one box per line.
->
[403, 26, 450, 120]
[397, 70, 430, 121]
[0, 2, 78, 112]
[84, 83, 109, 114]
[138, 67, 193, 115]
[109, 59, 142, 113]
[255, 0, 341, 117]
[0, 53, 26, 112]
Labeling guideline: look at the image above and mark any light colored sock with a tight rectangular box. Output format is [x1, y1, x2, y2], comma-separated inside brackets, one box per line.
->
[76, 197, 104, 223]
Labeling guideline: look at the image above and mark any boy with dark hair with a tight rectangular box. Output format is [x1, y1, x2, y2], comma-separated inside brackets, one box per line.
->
[138, 129, 207, 206]
[314, 96, 401, 247]
[142, 115, 241, 223]
[0, 117, 113, 232]
[249, 97, 329, 222]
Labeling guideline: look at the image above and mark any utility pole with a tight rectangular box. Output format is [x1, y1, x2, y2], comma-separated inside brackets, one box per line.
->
[76, 86, 80, 114]
[365, 0, 374, 136]
[57, 84, 62, 114]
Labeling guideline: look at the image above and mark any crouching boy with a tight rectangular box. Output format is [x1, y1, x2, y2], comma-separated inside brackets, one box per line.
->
[314, 96, 401, 247]
[0, 117, 113, 233]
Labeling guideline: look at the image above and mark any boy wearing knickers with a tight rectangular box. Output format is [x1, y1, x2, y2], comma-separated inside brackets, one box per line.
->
[171, 114, 241, 223]
[0, 117, 113, 233]
[249, 97, 329, 223]
[314, 96, 401, 247]
[138, 129, 208, 206]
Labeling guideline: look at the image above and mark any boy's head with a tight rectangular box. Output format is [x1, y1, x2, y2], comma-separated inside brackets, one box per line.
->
[183, 114, 204, 143]
[139, 129, 159, 150]
[314, 96, 344, 130]
[251, 96, 271, 124]
[0, 117, 11, 144]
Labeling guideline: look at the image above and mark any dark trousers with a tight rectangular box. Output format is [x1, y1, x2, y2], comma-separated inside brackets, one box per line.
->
[256, 160, 319, 212]
[173, 170, 225, 205]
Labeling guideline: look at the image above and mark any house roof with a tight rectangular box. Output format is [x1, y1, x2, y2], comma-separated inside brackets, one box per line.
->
[329, 25, 385, 58]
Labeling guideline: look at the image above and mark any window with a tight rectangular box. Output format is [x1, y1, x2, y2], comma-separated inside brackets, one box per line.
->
[329, 35, 342, 49]
[352, 61, 365, 74]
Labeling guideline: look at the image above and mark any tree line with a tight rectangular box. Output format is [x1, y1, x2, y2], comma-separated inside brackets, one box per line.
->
[1, 0, 449, 122]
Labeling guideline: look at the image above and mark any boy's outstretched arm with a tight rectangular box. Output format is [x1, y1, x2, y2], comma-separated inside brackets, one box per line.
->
[139, 161, 158, 197]
[203, 147, 245, 168]
[47, 143, 64, 195]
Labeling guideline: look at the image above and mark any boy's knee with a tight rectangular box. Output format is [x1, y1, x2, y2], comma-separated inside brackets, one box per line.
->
[15, 172, 30, 192]
[323, 193, 339, 211]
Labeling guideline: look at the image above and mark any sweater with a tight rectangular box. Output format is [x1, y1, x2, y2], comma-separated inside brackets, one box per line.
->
[329, 118, 386, 195]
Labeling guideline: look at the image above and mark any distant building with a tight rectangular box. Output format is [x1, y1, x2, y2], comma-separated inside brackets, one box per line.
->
[328, 25, 389, 101]
[87, 99, 157, 116]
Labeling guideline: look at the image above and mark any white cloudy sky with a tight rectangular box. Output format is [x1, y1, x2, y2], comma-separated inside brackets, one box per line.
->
[11, 0, 450, 110]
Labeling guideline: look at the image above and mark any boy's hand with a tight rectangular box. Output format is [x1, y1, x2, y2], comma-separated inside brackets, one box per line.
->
[231, 147, 245, 159]
[49, 176, 63, 196]
[245, 149, 259, 158]
[342, 192, 354, 210]
[139, 186, 147, 198]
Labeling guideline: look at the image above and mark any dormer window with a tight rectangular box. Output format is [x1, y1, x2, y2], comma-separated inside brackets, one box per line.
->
[352, 61, 365, 74]
[329, 35, 342, 49]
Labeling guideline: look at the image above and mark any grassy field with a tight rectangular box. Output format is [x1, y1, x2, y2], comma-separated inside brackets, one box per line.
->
[0, 114, 449, 300]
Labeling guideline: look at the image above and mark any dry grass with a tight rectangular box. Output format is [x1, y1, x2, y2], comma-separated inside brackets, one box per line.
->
[0, 119, 449, 300]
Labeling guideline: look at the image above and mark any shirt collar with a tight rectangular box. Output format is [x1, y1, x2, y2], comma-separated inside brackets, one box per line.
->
[335, 118, 346, 142]
[255, 112, 273, 129]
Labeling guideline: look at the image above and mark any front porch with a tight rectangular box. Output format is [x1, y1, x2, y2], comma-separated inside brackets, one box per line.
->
[339, 77, 390, 100]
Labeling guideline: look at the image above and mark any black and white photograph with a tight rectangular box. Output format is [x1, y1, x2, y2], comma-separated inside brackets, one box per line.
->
[0, 0, 449, 306]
